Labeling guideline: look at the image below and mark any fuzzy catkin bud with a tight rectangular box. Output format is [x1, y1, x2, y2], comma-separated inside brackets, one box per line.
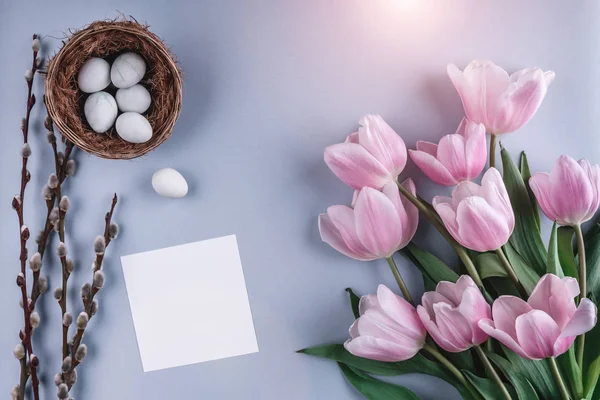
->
[57, 383, 69, 399]
[65, 159, 76, 176]
[93, 270, 105, 289]
[47, 130, 56, 143]
[38, 277, 48, 293]
[62, 312, 73, 326]
[25, 69, 33, 82]
[57, 152, 64, 165]
[42, 185, 53, 201]
[61, 356, 72, 372]
[81, 283, 91, 301]
[30, 312, 40, 328]
[59, 196, 70, 212]
[49, 207, 59, 224]
[21, 225, 30, 240]
[20, 118, 26, 131]
[75, 344, 87, 362]
[109, 222, 119, 239]
[76, 312, 89, 329]
[94, 236, 106, 254]
[67, 369, 77, 386]
[54, 287, 63, 301]
[29, 252, 42, 271]
[13, 344, 25, 359]
[12, 195, 21, 210]
[90, 299, 98, 316]
[32, 38, 41, 52]
[48, 173, 59, 189]
[54, 373, 63, 386]
[66, 259, 74, 274]
[57, 242, 67, 258]
[35, 56, 42, 68]
[10, 385, 19, 400]
[20, 143, 31, 158]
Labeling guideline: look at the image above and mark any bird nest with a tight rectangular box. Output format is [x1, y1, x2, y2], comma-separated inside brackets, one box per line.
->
[45, 19, 182, 159]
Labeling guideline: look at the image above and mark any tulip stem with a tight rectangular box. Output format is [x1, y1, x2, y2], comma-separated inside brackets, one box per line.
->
[423, 344, 483, 400]
[495, 248, 528, 297]
[385, 257, 413, 305]
[574, 223, 587, 368]
[474, 345, 512, 400]
[549, 357, 571, 400]
[395, 181, 486, 290]
[489, 134, 497, 169]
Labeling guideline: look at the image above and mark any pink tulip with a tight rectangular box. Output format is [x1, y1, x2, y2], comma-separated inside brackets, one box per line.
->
[479, 274, 597, 359]
[324, 115, 407, 190]
[529, 155, 600, 226]
[345, 284, 426, 362]
[409, 118, 486, 186]
[432, 168, 514, 252]
[417, 276, 491, 352]
[318, 180, 418, 261]
[447, 60, 555, 135]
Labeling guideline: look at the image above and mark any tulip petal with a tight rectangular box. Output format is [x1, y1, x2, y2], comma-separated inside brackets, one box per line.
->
[464, 122, 487, 179]
[452, 180, 482, 210]
[562, 277, 581, 298]
[358, 294, 379, 316]
[421, 291, 453, 318]
[409, 149, 458, 186]
[415, 141, 438, 157]
[455, 197, 512, 251]
[344, 336, 420, 362]
[503, 69, 550, 133]
[327, 205, 376, 259]
[382, 180, 419, 248]
[432, 197, 461, 241]
[478, 318, 529, 358]
[356, 312, 422, 345]
[435, 281, 462, 307]
[318, 213, 376, 261]
[515, 310, 560, 360]
[560, 298, 598, 338]
[481, 168, 514, 228]
[417, 305, 464, 352]
[459, 286, 492, 345]
[376, 285, 425, 338]
[550, 156, 595, 225]
[434, 303, 473, 351]
[354, 188, 403, 258]
[324, 142, 392, 190]
[358, 115, 407, 177]
[492, 296, 533, 340]
[529, 172, 559, 222]
[528, 274, 577, 330]
[579, 159, 600, 221]
[436, 133, 469, 181]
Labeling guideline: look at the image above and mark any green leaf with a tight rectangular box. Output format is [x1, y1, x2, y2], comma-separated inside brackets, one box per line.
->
[401, 243, 458, 284]
[557, 346, 583, 399]
[501, 345, 560, 400]
[487, 353, 540, 400]
[299, 344, 475, 399]
[557, 226, 578, 279]
[501, 146, 547, 276]
[346, 288, 360, 319]
[503, 243, 541, 294]
[474, 252, 507, 280]
[519, 151, 541, 231]
[338, 363, 420, 400]
[583, 315, 600, 395]
[546, 223, 564, 277]
[585, 223, 600, 300]
[443, 349, 475, 372]
[463, 370, 515, 400]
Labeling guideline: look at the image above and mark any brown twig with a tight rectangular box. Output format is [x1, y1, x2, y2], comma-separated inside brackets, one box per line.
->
[64, 194, 118, 389]
[13, 34, 41, 400]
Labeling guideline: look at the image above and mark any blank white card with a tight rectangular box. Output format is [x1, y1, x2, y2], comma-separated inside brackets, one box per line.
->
[121, 235, 259, 372]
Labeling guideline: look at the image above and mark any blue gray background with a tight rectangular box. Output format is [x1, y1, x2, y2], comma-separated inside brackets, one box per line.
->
[0, 1, 598, 399]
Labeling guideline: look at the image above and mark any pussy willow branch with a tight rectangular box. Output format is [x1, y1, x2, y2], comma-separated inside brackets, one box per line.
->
[14, 34, 41, 400]
[63, 194, 118, 390]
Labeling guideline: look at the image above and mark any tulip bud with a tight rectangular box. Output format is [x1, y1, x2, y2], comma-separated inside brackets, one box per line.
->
[13, 344, 25, 359]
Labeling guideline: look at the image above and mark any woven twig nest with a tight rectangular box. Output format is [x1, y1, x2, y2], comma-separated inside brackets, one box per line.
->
[45, 19, 182, 159]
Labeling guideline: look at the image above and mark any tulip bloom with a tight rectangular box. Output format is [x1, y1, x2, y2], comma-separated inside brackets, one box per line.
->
[324, 115, 407, 190]
[345, 284, 426, 362]
[409, 118, 486, 186]
[447, 60, 555, 135]
[433, 168, 514, 252]
[318, 180, 418, 261]
[529, 155, 600, 227]
[417, 276, 490, 352]
[478, 274, 597, 359]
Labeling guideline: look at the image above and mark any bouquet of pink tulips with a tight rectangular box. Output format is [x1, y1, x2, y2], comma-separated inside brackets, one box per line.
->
[299, 60, 600, 400]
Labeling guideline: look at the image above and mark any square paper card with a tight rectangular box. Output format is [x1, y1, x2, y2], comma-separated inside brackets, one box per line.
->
[121, 235, 259, 372]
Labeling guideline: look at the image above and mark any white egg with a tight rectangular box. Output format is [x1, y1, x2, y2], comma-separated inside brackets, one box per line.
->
[78, 58, 111, 93]
[152, 168, 188, 198]
[115, 112, 153, 143]
[84, 92, 118, 133]
[116, 84, 151, 113]
[111, 53, 146, 88]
